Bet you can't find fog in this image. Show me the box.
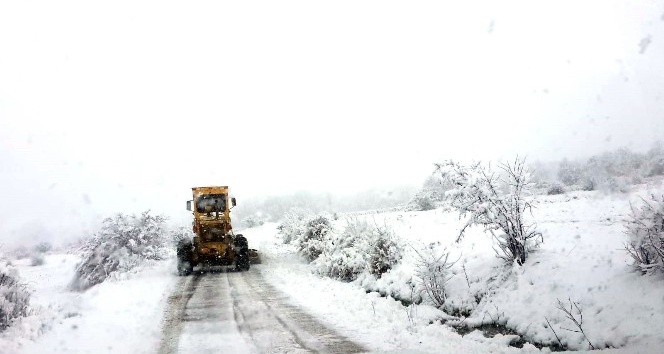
[1,1,663,247]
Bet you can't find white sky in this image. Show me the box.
[1,0,663,245]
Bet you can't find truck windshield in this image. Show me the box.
[196,194,226,213]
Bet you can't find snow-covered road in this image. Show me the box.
[158,269,366,354]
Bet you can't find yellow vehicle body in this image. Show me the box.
[190,186,235,265]
[177,186,257,275]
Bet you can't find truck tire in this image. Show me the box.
[177,239,194,276]
[234,235,250,271]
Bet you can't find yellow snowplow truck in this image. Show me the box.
[177,186,258,275]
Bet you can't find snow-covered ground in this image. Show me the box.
[242,187,664,353]
[3,255,179,354]
[3,184,663,353]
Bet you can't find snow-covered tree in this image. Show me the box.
[435,158,542,265]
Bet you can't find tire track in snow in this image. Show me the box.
[229,270,366,354]
[158,268,366,354]
[157,275,199,354]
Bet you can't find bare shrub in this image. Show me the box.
[70,211,169,291]
[435,158,542,265]
[625,193,664,274]
[413,244,456,308]
[555,298,595,350]
[0,260,31,331]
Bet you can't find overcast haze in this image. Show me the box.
[1,0,663,245]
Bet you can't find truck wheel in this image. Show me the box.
[234,235,250,271]
[177,239,194,276]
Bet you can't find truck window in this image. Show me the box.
[196,194,226,213]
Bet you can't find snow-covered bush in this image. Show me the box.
[420,174,452,202]
[575,149,645,193]
[168,225,193,247]
[0,258,30,331]
[369,224,403,277]
[602,175,630,193]
[242,216,264,228]
[70,211,170,291]
[33,242,52,254]
[644,142,664,177]
[277,207,312,244]
[547,183,565,195]
[315,218,370,281]
[435,158,542,265]
[409,174,455,211]
[24,242,51,267]
[413,195,436,211]
[580,178,595,191]
[625,194,664,274]
[297,215,332,261]
[646,155,664,177]
[558,159,583,186]
[314,218,403,281]
[29,253,44,266]
[531,145,664,195]
[11,246,30,260]
[413,244,455,308]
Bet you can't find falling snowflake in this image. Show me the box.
[639,35,652,54]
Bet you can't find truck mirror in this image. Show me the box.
[186,200,192,211]
[231,197,237,207]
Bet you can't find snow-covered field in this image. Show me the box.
[2,255,178,354]
[3,184,663,354]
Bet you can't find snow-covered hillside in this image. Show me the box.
[2,184,663,354]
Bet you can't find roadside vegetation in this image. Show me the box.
[0,251,31,332]
[278,211,403,283]
[69,211,172,291]
[274,144,664,351]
